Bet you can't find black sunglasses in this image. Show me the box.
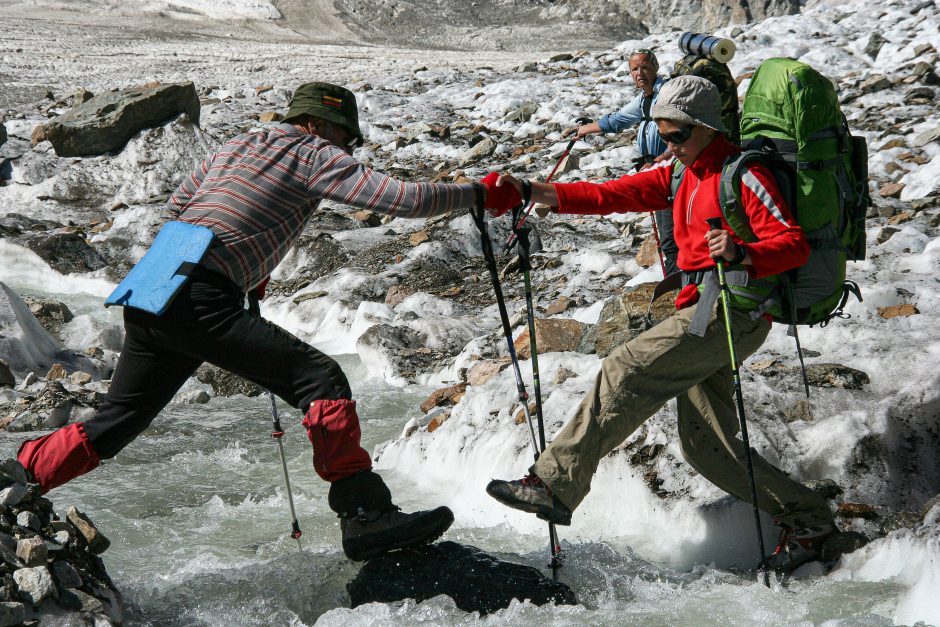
[660,125,694,145]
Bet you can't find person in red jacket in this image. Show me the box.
[486,75,837,573]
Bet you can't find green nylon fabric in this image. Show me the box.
[738,57,867,325]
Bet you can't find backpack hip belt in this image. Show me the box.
[684,269,779,337]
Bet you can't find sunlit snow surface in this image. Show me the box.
[1,0,939,623]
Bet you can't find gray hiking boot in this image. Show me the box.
[340,505,454,562]
[486,474,572,526]
[764,523,838,573]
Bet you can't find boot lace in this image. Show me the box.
[519,474,551,495]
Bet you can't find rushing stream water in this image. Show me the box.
[0,273,918,626]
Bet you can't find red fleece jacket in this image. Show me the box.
[553,135,809,281]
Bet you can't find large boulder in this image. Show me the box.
[347,542,576,614]
[0,122,6,148]
[589,282,676,358]
[513,318,589,360]
[41,82,200,157]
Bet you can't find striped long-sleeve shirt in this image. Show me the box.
[167,123,478,291]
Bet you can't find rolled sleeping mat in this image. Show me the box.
[678,32,737,63]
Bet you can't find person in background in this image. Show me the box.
[17,81,520,562]
[568,48,678,275]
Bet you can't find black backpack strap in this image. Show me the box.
[717,151,761,244]
[667,161,686,206]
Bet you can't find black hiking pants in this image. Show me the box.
[83,273,351,458]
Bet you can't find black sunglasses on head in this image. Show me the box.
[660,125,694,145]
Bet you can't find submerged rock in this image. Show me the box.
[348,541,576,614]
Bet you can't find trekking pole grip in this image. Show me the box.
[705,218,728,280]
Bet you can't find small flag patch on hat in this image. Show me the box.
[322,95,343,109]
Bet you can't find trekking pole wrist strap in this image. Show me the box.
[730,243,747,266]
[521,179,532,206]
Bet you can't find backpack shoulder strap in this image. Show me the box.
[668,161,686,205]
[641,93,653,122]
[718,151,762,244]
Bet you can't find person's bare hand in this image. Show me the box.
[496,172,523,195]
[705,228,737,262]
[576,121,601,138]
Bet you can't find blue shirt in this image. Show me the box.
[597,77,667,158]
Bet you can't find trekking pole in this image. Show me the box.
[512,215,563,578]
[706,218,769,587]
[247,296,303,552]
[504,117,592,251]
[649,212,668,278]
[470,195,560,579]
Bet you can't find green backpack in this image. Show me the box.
[721,57,869,327]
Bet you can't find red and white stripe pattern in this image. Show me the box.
[167,124,477,291]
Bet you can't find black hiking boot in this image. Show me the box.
[486,474,573,526]
[340,505,454,562]
[764,523,838,573]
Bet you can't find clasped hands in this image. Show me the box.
[480,172,553,218]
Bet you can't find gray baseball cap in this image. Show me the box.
[652,75,728,133]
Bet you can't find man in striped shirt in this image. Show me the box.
[18,81,521,562]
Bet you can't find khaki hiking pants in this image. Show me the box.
[532,301,834,530]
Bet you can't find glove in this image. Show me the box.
[480,172,522,218]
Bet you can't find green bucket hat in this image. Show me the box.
[283,82,363,143]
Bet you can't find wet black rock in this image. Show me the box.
[21,231,108,274]
[806,478,845,500]
[195,364,262,398]
[0,361,13,389]
[804,363,870,390]
[821,531,869,561]
[348,541,576,614]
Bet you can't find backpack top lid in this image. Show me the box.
[740,57,845,160]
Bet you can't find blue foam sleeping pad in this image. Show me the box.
[105,221,215,315]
